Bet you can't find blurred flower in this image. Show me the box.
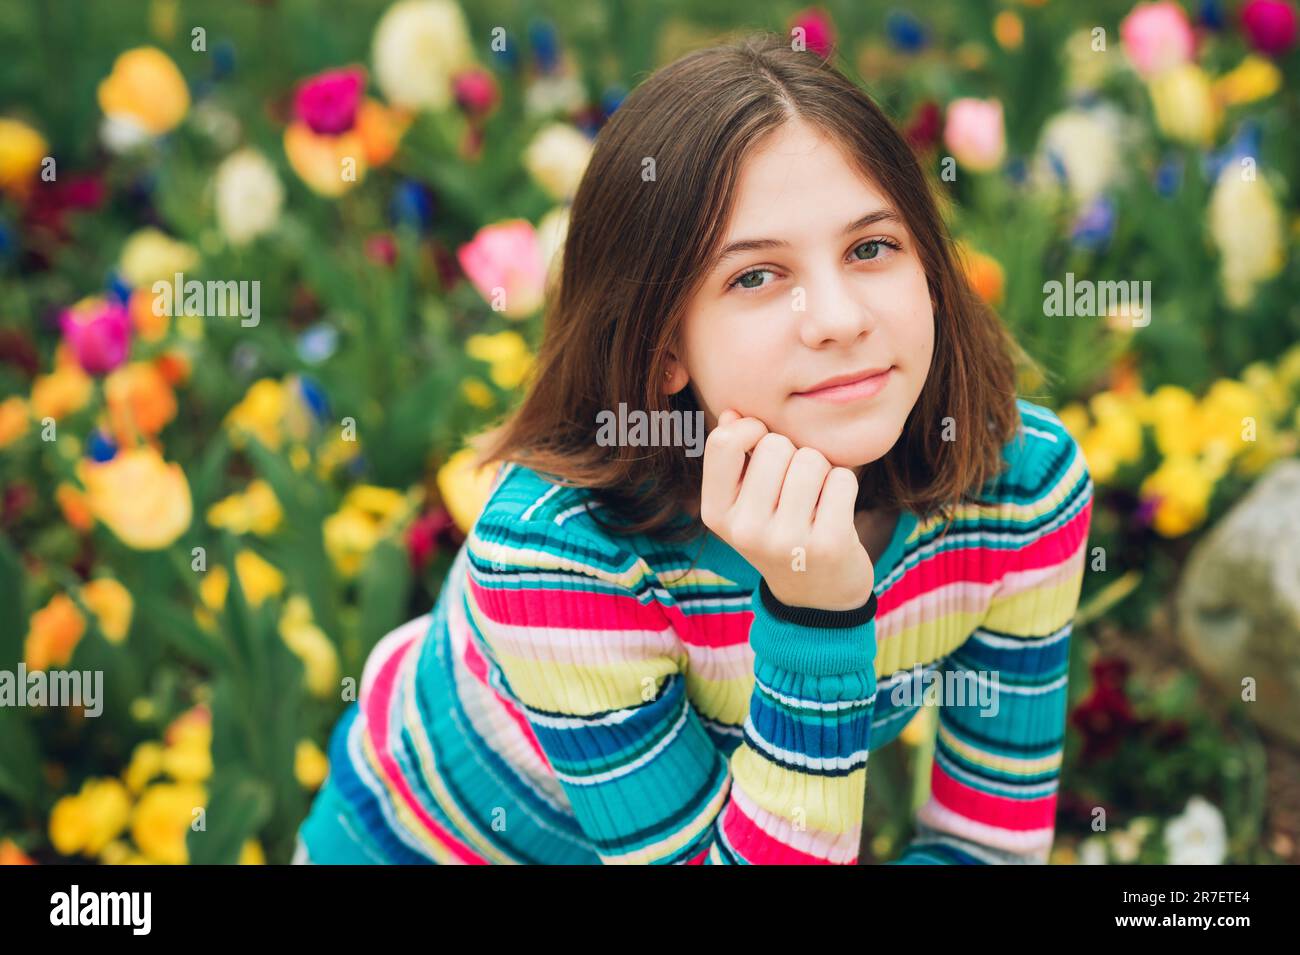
[452,67,500,117]
[295,739,330,789]
[0,395,29,448]
[279,595,340,698]
[284,122,366,197]
[82,577,133,644]
[97,47,190,146]
[1198,378,1262,464]
[460,377,494,409]
[104,360,178,445]
[943,98,1005,173]
[994,11,1024,50]
[1239,0,1298,56]
[207,479,283,537]
[56,482,94,533]
[199,550,285,611]
[356,99,410,167]
[1071,195,1117,251]
[213,148,283,246]
[1036,105,1127,206]
[406,507,454,572]
[1149,64,1220,146]
[1208,165,1284,308]
[390,180,435,230]
[955,243,1004,306]
[1164,795,1227,863]
[224,377,289,450]
[131,781,205,865]
[1069,656,1140,761]
[0,840,34,865]
[885,9,928,52]
[119,227,200,288]
[77,446,193,550]
[1120,1,1196,78]
[523,123,592,202]
[24,592,86,671]
[0,117,47,199]
[536,205,570,280]
[364,233,397,267]
[30,348,93,420]
[1140,455,1214,536]
[1078,836,1109,864]
[128,287,169,342]
[1063,28,1118,93]
[372,0,475,111]
[49,778,131,857]
[1079,391,1144,483]
[903,100,942,152]
[467,331,534,389]
[1213,55,1282,106]
[457,219,547,319]
[239,840,265,865]
[124,742,165,794]
[790,7,836,56]
[437,447,499,535]
[323,484,415,578]
[161,705,212,783]
[295,65,366,135]
[59,297,132,376]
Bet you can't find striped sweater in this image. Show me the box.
[296,398,1093,865]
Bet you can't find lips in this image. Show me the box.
[793,366,893,396]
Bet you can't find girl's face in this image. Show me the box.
[667,117,935,476]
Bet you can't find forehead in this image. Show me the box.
[724,118,892,236]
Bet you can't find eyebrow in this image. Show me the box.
[710,208,902,270]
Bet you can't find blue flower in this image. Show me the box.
[528,18,560,73]
[600,84,627,120]
[212,40,236,80]
[106,270,132,305]
[296,324,339,365]
[886,11,928,53]
[1198,0,1225,30]
[295,374,330,422]
[1154,155,1184,197]
[86,429,118,463]
[1071,195,1116,252]
[1203,121,1261,184]
[389,181,436,231]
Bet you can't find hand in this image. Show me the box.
[699,409,874,612]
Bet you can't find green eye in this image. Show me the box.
[734,269,769,290]
[854,240,882,260]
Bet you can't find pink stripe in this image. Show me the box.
[469,575,668,631]
[929,763,1057,831]
[718,801,842,865]
[460,631,553,770]
[361,636,489,864]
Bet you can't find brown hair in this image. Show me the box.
[473,32,1022,543]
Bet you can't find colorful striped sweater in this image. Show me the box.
[296,398,1093,865]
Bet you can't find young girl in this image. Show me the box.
[296,32,1093,865]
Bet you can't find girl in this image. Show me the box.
[296,32,1093,865]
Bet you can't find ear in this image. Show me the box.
[662,354,689,395]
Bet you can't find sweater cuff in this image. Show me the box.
[748,579,878,677]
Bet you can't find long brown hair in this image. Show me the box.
[474,31,1022,542]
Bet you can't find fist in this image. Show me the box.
[699,409,874,612]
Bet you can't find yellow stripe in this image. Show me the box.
[937,721,1062,777]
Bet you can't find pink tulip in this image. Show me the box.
[452,68,500,117]
[456,220,546,319]
[1120,1,1196,78]
[1241,0,1298,56]
[294,66,366,136]
[59,298,131,375]
[943,98,1005,173]
[790,7,836,57]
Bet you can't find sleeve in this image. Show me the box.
[890,426,1094,865]
[469,513,879,865]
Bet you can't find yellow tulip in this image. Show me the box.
[279,596,340,698]
[1213,55,1282,108]
[24,593,86,671]
[206,479,284,536]
[1143,385,1201,457]
[78,447,193,550]
[466,332,533,389]
[0,117,48,197]
[49,778,131,857]
[295,739,330,789]
[1149,64,1219,146]
[224,378,287,451]
[1140,456,1214,537]
[239,840,266,865]
[323,507,381,578]
[437,446,500,535]
[283,122,367,197]
[118,227,199,288]
[30,363,94,421]
[0,395,29,448]
[97,47,190,136]
[124,741,165,794]
[81,577,134,644]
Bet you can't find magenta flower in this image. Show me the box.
[1241,0,1298,56]
[790,7,835,57]
[294,66,366,136]
[452,68,500,117]
[59,298,131,375]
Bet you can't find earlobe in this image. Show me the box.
[662,358,689,395]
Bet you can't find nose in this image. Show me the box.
[795,265,877,348]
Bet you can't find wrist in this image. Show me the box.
[759,578,877,628]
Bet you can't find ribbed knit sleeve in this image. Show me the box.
[468,512,878,865]
[890,404,1094,865]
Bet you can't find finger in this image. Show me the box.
[717,409,740,428]
[733,432,797,519]
[812,467,860,537]
[700,416,769,517]
[774,447,833,529]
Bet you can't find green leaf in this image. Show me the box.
[186,770,274,865]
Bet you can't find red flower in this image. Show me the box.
[406,507,454,572]
[1241,0,1298,56]
[904,101,943,152]
[294,66,366,135]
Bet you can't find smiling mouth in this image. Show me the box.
[793,366,894,403]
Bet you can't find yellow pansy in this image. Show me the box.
[97,47,190,136]
[1140,456,1214,537]
[224,378,287,451]
[131,781,206,865]
[81,577,134,644]
[1213,55,1282,108]
[49,778,131,857]
[124,741,165,794]
[1143,385,1201,457]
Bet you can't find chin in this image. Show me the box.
[794,422,905,469]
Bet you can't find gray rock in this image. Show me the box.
[1176,461,1300,746]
